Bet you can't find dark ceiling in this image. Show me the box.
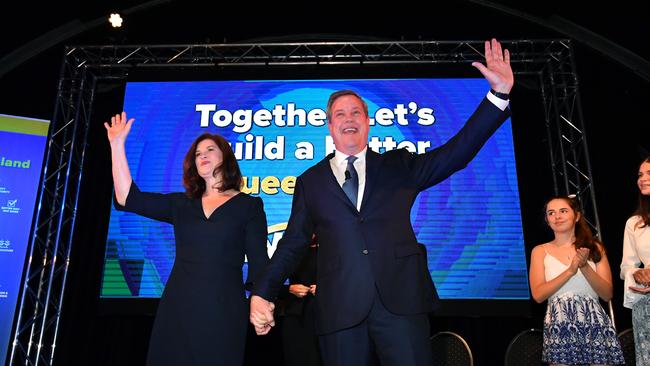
[2,1,648,67]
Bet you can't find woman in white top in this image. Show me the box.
[620,156,650,365]
[530,195,624,365]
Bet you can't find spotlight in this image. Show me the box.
[108,13,123,28]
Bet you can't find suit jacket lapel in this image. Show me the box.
[360,149,381,213]
[317,153,358,211]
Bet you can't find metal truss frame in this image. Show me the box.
[9,52,97,365]
[8,39,597,365]
[538,47,600,230]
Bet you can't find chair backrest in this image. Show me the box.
[618,328,636,366]
[504,328,543,366]
[430,331,473,366]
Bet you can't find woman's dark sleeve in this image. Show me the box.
[113,181,174,224]
[244,196,270,288]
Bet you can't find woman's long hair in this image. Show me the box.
[634,156,650,228]
[544,195,603,263]
[183,133,242,199]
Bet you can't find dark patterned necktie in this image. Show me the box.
[342,156,359,207]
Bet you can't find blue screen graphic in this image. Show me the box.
[102,79,529,300]
[0,114,49,364]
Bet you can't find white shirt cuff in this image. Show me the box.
[486,91,509,111]
[623,269,646,309]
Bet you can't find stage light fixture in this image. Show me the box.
[109,13,123,28]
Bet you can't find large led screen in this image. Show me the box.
[101,79,529,302]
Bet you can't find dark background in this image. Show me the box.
[2,1,648,365]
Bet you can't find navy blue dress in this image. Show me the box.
[115,182,269,366]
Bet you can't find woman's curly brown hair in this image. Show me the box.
[183,133,242,199]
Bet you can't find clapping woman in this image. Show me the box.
[529,195,624,365]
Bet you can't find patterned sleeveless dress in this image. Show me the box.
[542,250,625,365]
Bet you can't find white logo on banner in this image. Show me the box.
[1,199,20,214]
[0,239,12,253]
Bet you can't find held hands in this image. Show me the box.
[630,268,650,294]
[472,39,514,94]
[104,112,134,145]
[250,295,275,335]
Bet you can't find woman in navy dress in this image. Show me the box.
[105,112,269,365]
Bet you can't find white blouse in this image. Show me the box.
[620,215,650,308]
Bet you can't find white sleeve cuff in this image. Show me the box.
[486,92,509,111]
[623,269,646,309]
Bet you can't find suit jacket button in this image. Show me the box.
[362,249,369,255]
[359,217,365,223]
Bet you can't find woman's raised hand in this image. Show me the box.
[104,111,134,144]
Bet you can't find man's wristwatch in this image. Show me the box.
[490,89,510,100]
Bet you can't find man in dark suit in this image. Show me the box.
[250,39,514,365]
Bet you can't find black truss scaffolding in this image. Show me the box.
[9,40,598,365]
